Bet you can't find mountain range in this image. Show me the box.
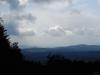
[21,44,100,61]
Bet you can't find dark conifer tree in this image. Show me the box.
[0,18,23,64]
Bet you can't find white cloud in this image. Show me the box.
[46,25,74,36]
[65,30,74,36]
[19,0,28,5]
[17,21,36,36]
[46,25,66,36]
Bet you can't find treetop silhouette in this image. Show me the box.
[0,18,23,64]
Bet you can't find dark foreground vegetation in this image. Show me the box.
[0,18,100,75]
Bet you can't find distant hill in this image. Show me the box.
[21,45,100,61]
[23,44,100,52]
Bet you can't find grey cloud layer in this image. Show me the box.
[4,13,36,36]
[32,0,72,4]
[0,0,73,10]
[0,0,27,10]
[0,0,100,48]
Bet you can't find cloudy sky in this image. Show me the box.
[0,0,100,48]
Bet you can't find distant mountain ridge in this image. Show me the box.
[22,44,100,52]
[21,45,100,61]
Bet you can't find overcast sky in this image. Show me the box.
[0,0,100,48]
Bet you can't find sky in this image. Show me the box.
[0,0,100,48]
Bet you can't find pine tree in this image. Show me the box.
[0,18,10,50]
[0,18,23,64]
